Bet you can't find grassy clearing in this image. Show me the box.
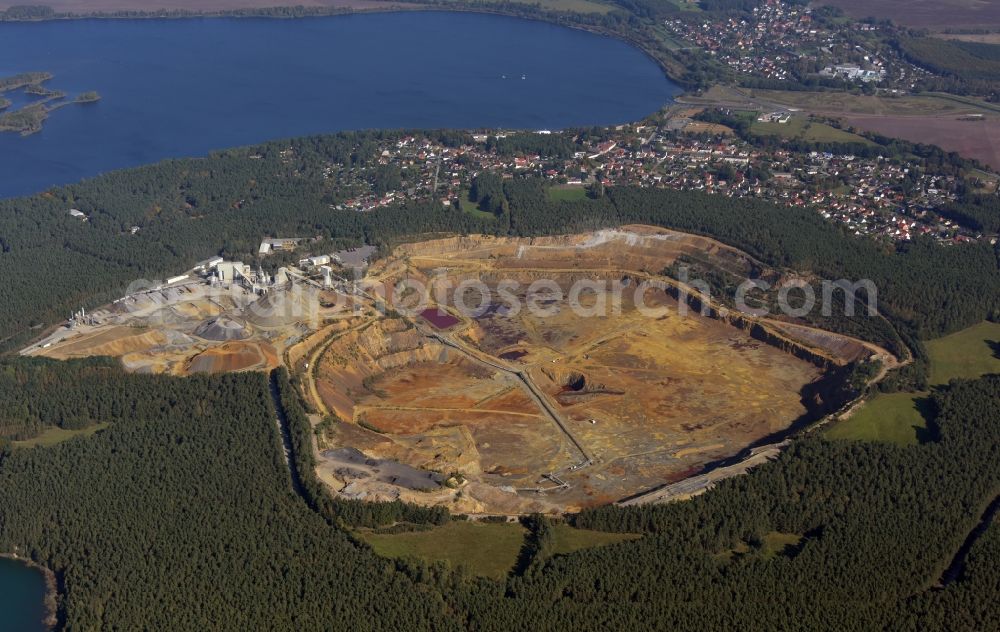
[922,93,1000,115]
[759,532,803,560]
[969,169,999,193]
[745,88,999,117]
[652,24,694,50]
[926,321,1000,386]
[13,423,110,448]
[680,85,999,118]
[716,531,803,561]
[547,186,588,202]
[549,524,642,556]
[457,189,495,220]
[360,521,642,577]
[826,392,931,446]
[360,521,525,579]
[751,117,875,145]
[828,321,1000,446]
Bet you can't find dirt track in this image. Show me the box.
[307,228,894,513]
[23,225,902,515]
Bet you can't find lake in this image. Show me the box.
[0,12,680,199]
[0,557,49,632]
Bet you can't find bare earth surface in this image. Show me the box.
[25,226,888,515]
[22,278,342,376]
[309,228,875,513]
[683,86,1000,170]
[846,115,1000,171]
[815,0,1000,31]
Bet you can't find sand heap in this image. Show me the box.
[193,316,249,341]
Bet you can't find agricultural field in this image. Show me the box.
[312,227,881,514]
[818,0,1000,32]
[845,114,1000,170]
[751,116,874,145]
[827,320,1000,445]
[689,85,1000,167]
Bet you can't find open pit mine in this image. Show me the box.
[25,227,896,514]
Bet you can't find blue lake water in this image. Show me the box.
[0,557,48,632]
[0,12,679,199]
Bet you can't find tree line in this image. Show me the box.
[893,36,1000,100]
[1,358,996,629]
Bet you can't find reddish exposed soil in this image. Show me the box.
[186,341,277,374]
[845,115,1000,170]
[816,0,1000,31]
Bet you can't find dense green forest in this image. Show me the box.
[499,376,1000,630]
[0,356,134,441]
[893,36,1000,99]
[0,363,455,629]
[941,194,1000,234]
[0,360,995,629]
[1,130,997,357]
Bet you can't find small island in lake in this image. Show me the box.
[0,71,52,92]
[75,91,101,103]
[0,104,49,136]
[0,71,100,136]
[23,83,63,98]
